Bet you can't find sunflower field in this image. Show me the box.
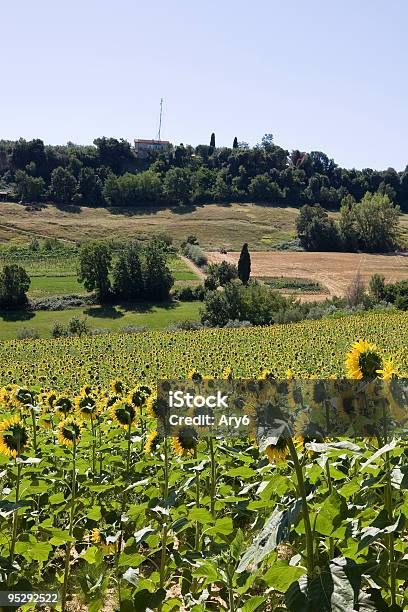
[0,311,407,611]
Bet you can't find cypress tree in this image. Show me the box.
[210,132,216,148]
[233,137,238,149]
[238,243,251,285]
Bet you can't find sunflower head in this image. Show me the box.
[74,394,98,420]
[187,369,203,382]
[376,359,399,381]
[0,416,30,458]
[345,340,382,379]
[55,396,73,417]
[263,436,290,463]
[80,385,93,397]
[146,395,168,420]
[39,391,57,410]
[90,528,116,555]
[223,367,233,380]
[13,387,35,407]
[111,379,125,395]
[144,430,161,454]
[111,400,137,429]
[128,387,148,409]
[58,417,82,447]
[172,426,198,456]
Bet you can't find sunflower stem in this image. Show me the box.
[30,406,37,454]
[8,459,22,585]
[160,436,170,591]
[287,436,314,576]
[325,460,335,559]
[194,447,200,550]
[209,437,216,519]
[62,437,76,610]
[382,399,396,606]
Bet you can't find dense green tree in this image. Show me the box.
[163,168,192,204]
[238,243,251,285]
[113,243,144,300]
[78,167,102,204]
[0,264,30,310]
[233,137,238,149]
[210,133,216,148]
[77,241,112,301]
[341,192,400,252]
[296,204,340,250]
[50,167,77,204]
[143,241,174,301]
[248,174,284,202]
[14,170,45,202]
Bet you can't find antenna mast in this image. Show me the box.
[157,98,163,141]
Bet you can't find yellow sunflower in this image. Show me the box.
[187,369,203,382]
[111,379,125,395]
[145,430,160,454]
[74,394,99,421]
[171,426,198,456]
[54,396,73,418]
[0,416,30,458]
[90,528,116,555]
[376,359,399,381]
[110,400,137,429]
[345,339,383,379]
[146,395,168,420]
[58,417,82,446]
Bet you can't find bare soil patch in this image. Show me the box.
[207,250,408,300]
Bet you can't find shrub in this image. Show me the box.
[67,316,89,337]
[89,328,112,336]
[17,327,40,340]
[205,261,238,288]
[31,294,96,311]
[164,320,204,332]
[223,320,252,328]
[120,325,148,334]
[51,322,67,338]
[182,243,207,267]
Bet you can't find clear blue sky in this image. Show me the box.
[2,0,408,170]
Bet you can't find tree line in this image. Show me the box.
[1,134,408,211]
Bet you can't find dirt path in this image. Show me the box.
[180,255,206,280]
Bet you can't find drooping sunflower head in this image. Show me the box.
[144,430,161,454]
[39,391,57,411]
[58,417,82,447]
[80,385,93,397]
[172,426,198,457]
[187,369,203,382]
[263,437,290,463]
[111,379,125,395]
[74,394,98,421]
[111,400,137,429]
[0,416,30,458]
[90,528,116,555]
[223,367,233,380]
[128,387,148,409]
[345,340,383,379]
[54,396,73,418]
[12,387,35,407]
[146,395,168,420]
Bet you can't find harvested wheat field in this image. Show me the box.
[207,250,408,300]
